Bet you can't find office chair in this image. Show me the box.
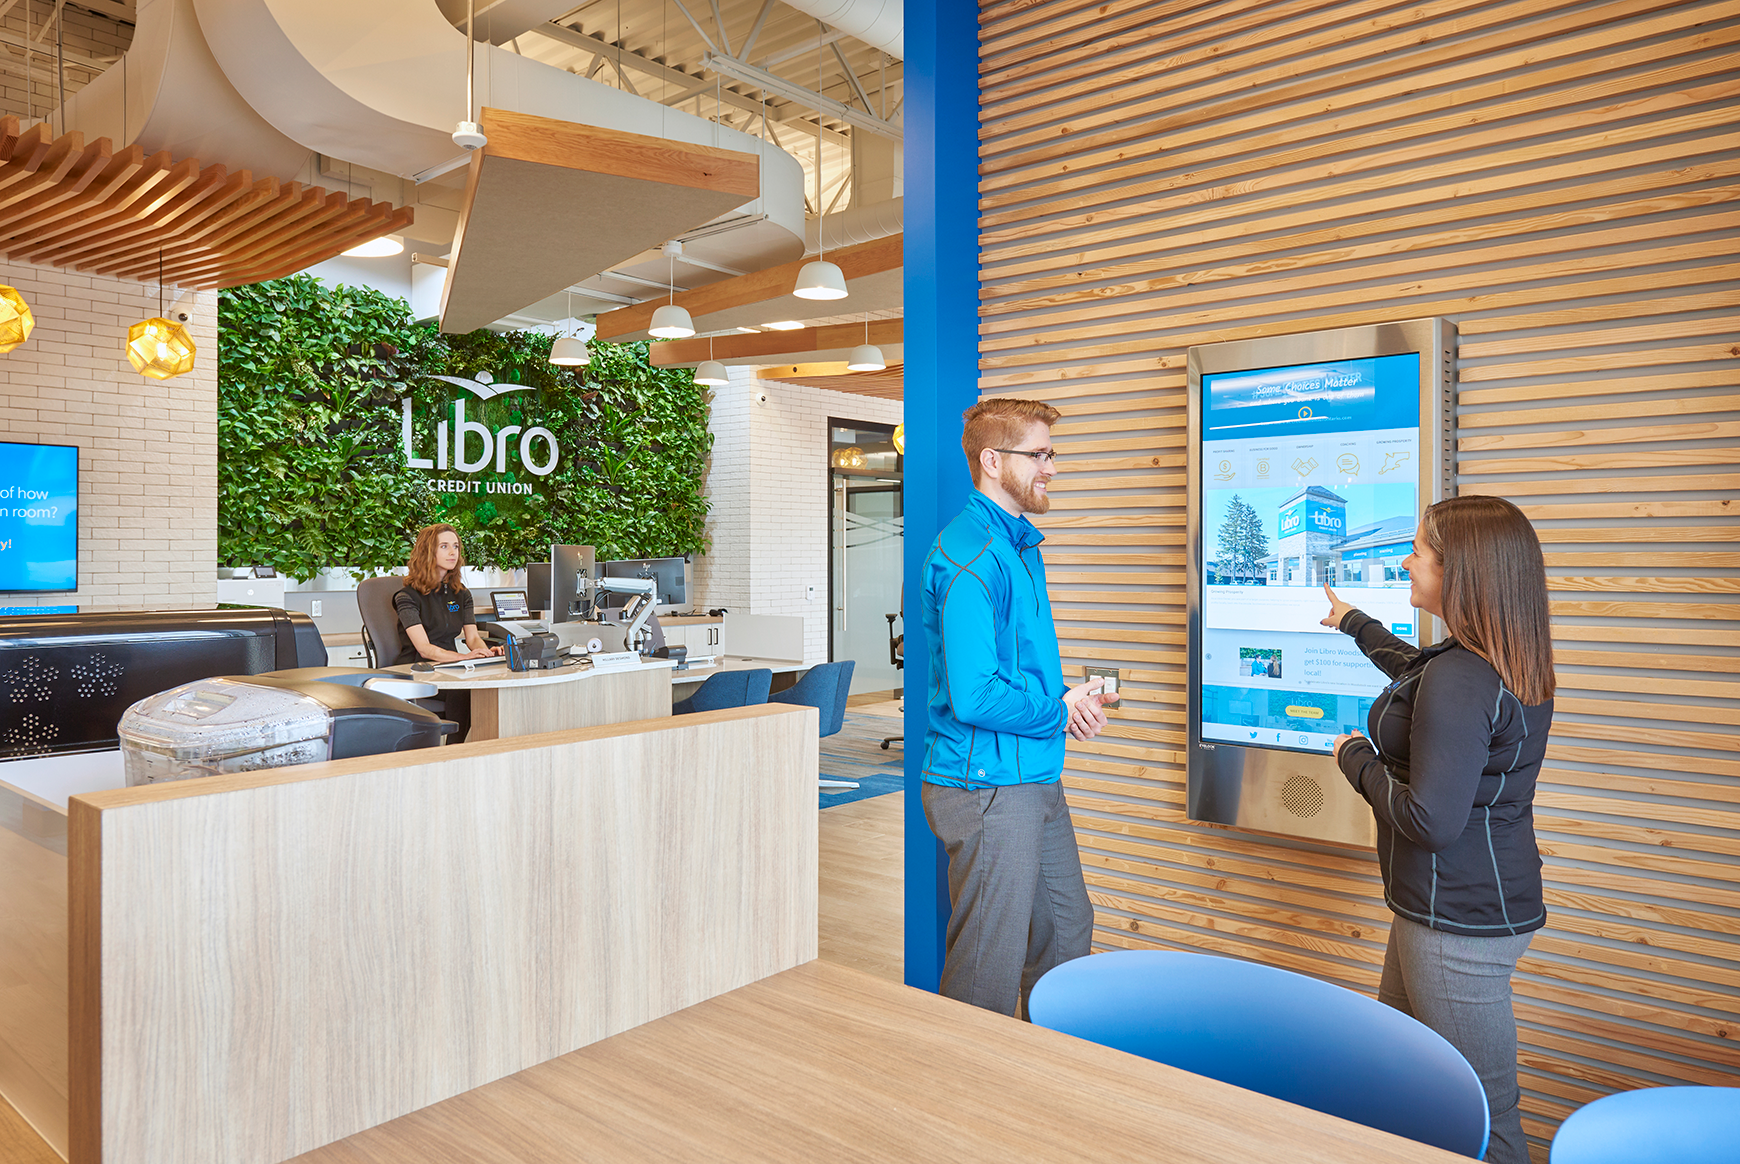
[1030,949,1490,1159]
[879,610,903,751]
[673,668,772,715]
[1549,1086,1740,1163]
[770,660,857,788]
[356,575,406,667]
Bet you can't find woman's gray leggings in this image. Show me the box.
[1380,914,1535,1164]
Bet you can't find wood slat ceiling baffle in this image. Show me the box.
[977,0,1740,1153]
[647,317,904,367]
[438,107,761,335]
[756,363,904,400]
[0,117,413,290]
[596,233,903,341]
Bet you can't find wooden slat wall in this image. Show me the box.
[976,0,1739,1155]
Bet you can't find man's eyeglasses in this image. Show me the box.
[994,448,1056,466]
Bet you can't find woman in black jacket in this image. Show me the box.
[1321,495,1554,1164]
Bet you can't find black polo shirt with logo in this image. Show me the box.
[392,582,473,665]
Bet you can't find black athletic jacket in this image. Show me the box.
[1335,610,1552,938]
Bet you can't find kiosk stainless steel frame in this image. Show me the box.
[1186,319,1456,847]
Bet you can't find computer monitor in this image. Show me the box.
[526,562,551,613]
[601,556,689,616]
[550,544,597,623]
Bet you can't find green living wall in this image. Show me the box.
[218,275,711,580]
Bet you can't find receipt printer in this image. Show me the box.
[506,631,563,671]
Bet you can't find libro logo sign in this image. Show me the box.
[400,372,559,480]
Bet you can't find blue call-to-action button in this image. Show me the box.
[1391,622,1414,635]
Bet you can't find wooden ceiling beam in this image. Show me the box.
[596,232,901,339]
[647,316,903,364]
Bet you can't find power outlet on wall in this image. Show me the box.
[311,599,323,617]
[1083,666,1121,712]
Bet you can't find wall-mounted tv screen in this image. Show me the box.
[1186,318,1456,847]
[0,441,79,593]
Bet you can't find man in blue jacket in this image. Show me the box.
[922,397,1116,1017]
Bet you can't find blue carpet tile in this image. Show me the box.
[820,712,905,809]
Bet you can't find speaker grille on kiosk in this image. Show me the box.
[1281,774,1325,818]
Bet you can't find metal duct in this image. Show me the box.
[780,0,903,60]
[806,197,903,255]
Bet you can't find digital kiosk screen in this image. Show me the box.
[0,441,79,593]
[1198,353,1421,755]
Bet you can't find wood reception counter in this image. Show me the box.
[0,704,818,1164]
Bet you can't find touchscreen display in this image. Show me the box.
[1198,353,1421,755]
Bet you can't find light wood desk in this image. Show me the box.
[390,658,672,740]
[669,654,806,696]
[290,960,1464,1164]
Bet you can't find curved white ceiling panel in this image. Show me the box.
[189,0,804,263]
[54,0,312,180]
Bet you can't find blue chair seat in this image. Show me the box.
[672,668,772,715]
[1029,949,1490,1158]
[769,660,854,737]
[1550,1086,1740,1164]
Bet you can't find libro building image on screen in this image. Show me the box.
[1186,320,1454,847]
[0,441,79,593]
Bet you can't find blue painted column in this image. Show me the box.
[903,0,982,992]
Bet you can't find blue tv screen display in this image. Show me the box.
[0,441,79,592]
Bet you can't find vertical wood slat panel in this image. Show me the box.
[977,1,1740,1158]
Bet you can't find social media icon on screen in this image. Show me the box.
[1298,734,1309,745]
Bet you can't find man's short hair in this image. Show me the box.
[962,398,1062,485]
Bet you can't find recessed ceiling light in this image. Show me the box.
[763,320,804,330]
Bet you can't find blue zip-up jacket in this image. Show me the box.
[921,490,1069,789]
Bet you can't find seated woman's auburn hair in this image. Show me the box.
[1419,495,1555,705]
[405,523,467,595]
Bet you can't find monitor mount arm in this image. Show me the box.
[581,576,658,653]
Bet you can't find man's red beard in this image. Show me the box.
[1000,469,1050,514]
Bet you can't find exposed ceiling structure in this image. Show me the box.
[2,0,903,391]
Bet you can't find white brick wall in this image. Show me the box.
[1,1,134,123]
[0,258,218,610]
[693,366,902,665]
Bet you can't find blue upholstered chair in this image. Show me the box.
[1549,1086,1740,1164]
[1029,949,1491,1159]
[672,668,772,715]
[769,660,856,788]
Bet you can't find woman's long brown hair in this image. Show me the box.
[1420,495,1555,705]
[405,524,467,595]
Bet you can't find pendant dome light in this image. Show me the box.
[846,316,885,371]
[127,252,195,380]
[548,290,590,366]
[0,282,34,354]
[794,35,848,302]
[649,240,695,338]
[693,336,729,385]
[452,0,487,151]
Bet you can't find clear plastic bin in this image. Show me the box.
[119,677,334,786]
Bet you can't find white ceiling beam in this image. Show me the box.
[702,51,901,141]
[831,40,873,113]
[738,0,774,59]
[666,0,717,56]
[757,26,851,69]
[537,19,851,148]
[707,0,732,56]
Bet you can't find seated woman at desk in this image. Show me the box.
[393,524,502,667]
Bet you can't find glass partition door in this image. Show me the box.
[828,421,903,697]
